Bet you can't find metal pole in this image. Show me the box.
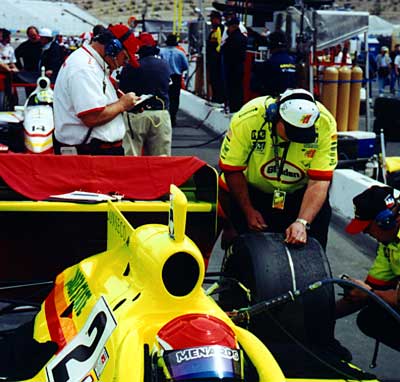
[364,31,371,132]
[380,129,387,184]
[199,0,207,97]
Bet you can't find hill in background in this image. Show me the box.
[68,0,215,25]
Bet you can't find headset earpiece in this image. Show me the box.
[105,38,123,58]
[94,30,125,58]
[264,102,278,123]
[375,208,397,230]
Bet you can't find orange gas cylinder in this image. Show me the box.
[336,66,351,131]
[348,65,363,131]
[321,66,338,118]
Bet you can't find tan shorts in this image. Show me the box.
[123,110,172,156]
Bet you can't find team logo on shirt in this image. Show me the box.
[260,159,305,183]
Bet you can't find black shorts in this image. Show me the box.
[357,303,400,351]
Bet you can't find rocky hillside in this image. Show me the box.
[68,0,215,25]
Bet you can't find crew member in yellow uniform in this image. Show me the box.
[336,185,400,351]
[219,88,337,250]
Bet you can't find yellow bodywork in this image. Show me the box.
[24,185,286,382]
[19,185,380,382]
[385,156,400,173]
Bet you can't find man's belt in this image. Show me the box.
[87,139,123,149]
[54,135,122,154]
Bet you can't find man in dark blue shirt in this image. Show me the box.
[119,33,173,155]
[251,31,297,96]
[221,17,248,113]
[159,34,189,127]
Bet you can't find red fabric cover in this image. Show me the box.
[0,154,206,201]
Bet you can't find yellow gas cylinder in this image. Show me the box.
[348,65,363,131]
[321,66,339,118]
[336,66,352,131]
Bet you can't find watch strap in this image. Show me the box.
[295,218,311,230]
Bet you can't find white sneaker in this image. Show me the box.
[206,101,224,108]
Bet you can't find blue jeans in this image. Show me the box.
[378,75,389,94]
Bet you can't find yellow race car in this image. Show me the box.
[0,156,391,382]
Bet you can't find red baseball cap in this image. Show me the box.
[108,24,140,67]
[345,186,396,234]
[139,32,156,47]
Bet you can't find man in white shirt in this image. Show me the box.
[53,24,140,155]
[0,29,19,111]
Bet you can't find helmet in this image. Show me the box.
[153,314,244,381]
[278,88,320,143]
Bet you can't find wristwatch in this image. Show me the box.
[295,218,311,230]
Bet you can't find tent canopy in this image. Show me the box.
[368,15,395,36]
[0,0,103,36]
[311,10,369,50]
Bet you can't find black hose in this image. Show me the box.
[231,278,400,324]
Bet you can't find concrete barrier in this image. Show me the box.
[180,90,230,135]
[330,169,399,219]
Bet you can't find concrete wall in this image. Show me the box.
[180,90,230,135]
[330,170,399,219]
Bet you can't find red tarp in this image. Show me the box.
[0,154,206,201]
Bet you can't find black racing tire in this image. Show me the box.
[220,232,335,347]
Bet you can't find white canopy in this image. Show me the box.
[0,0,103,36]
[368,15,395,36]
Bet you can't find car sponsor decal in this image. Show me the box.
[46,296,117,382]
[260,159,305,183]
[175,346,240,363]
[66,268,92,316]
[45,273,78,349]
[94,347,109,379]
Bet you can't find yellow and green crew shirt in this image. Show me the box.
[366,240,400,287]
[218,96,338,194]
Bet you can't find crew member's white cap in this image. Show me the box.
[39,28,53,38]
[278,88,320,143]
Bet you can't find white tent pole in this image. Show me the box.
[365,30,371,132]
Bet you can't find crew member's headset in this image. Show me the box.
[263,91,317,125]
[264,100,278,124]
[93,29,133,58]
[375,204,398,230]
[247,92,317,162]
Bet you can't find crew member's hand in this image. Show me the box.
[119,92,139,111]
[285,221,307,245]
[344,278,372,303]
[45,69,53,78]
[245,208,268,231]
